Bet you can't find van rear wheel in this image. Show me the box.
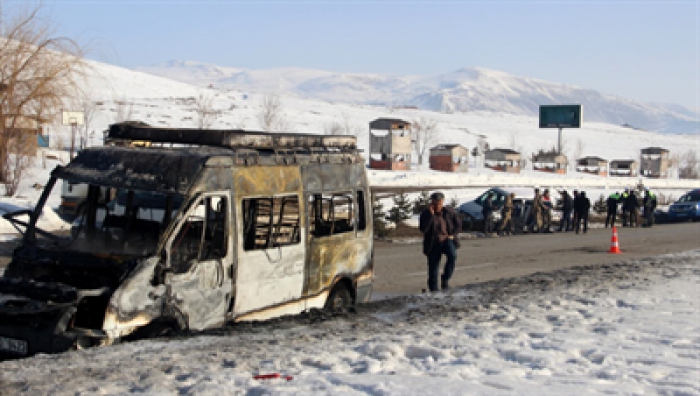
[324,284,353,314]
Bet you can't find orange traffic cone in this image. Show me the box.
[608,226,622,254]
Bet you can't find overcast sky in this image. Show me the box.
[29,1,700,109]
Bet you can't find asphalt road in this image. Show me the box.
[372,222,700,297]
[1,223,698,297]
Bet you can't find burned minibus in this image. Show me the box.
[0,123,373,358]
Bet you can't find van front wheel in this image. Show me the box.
[324,284,353,314]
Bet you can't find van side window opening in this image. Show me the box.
[356,190,367,231]
[171,195,228,273]
[309,192,355,237]
[242,195,301,251]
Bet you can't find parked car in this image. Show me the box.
[666,189,700,222]
[457,187,534,232]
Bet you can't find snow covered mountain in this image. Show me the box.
[136,61,698,134]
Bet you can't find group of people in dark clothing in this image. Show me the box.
[605,188,657,228]
[418,188,658,292]
[537,188,591,234]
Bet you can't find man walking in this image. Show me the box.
[605,192,620,228]
[419,192,462,292]
[574,191,591,234]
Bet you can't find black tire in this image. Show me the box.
[324,284,353,314]
[461,213,475,231]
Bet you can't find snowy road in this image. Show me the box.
[374,222,700,295]
[1,250,698,395]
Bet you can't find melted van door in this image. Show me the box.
[163,193,233,331]
[233,194,306,318]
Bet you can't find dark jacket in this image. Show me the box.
[644,192,657,209]
[419,206,462,255]
[626,192,640,210]
[606,194,619,212]
[574,193,591,215]
[561,193,573,212]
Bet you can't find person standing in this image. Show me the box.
[627,190,641,227]
[482,192,496,235]
[574,191,591,234]
[419,192,462,292]
[529,188,543,233]
[605,192,621,228]
[643,189,657,227]
[621,188,630,226]
[498,192,515,236]
[571,190,580,229]
[541,189,553,233]
[557,190,573,232]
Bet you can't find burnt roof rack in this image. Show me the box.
[107,123,357,151]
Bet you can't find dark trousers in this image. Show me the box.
[558,209,572,231]
[605,209,617,228]
[645,207,655,227]
[621,210,629,226]
[483,212,494,233]
[575,212,588,233]
[427,239,457,292]
[629,208,639,227]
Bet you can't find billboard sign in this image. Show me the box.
[539,105,582,128]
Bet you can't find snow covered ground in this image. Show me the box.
[1,250,698,395]
[0,54,698,395]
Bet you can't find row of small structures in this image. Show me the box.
[368,117,673,178]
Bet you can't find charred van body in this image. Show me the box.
[0,123,374,358]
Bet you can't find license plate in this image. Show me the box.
[0,336,28,355]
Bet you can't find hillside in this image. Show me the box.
[136,61,699,134]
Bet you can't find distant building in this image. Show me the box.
[609,160,638,177]
[368,118,412,171]
[532,151,568,174]
[576,156,607,176]
[640,147,670,178]
[3,114,43,156]
[429,144,469,173]
[485,148,521,173]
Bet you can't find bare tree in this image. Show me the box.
[569,138,585,171]
[258,93,287,132]
[193,93,220,129]
[411,117,438,166]
[679,150,699,179]
[508,131,519,150]
[323,121,343,136]
[573,138,585,160]
[325,112,363,137]
[113,97,134,124]
[0,4,87,195]
[341,112,363,137]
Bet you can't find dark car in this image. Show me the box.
[666,189,700,222]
